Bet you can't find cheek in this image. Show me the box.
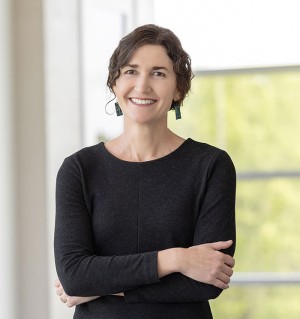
[114,78,133,94]
[113,82,124,98]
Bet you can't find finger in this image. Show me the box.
[217,272,231,285]
[54,279,61,288]
[213,278,229,290]
[208,240,233,251]
[60,292,69,303]
[223,255,235,267]
[56,286,64,296]
[221,264,234,277]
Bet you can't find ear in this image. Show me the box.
[173,89,181,102]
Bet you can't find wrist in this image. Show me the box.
[157,247,186,277]
[173,247,186,273]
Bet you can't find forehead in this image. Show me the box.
[128,44,173,67]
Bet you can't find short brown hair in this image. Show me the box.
[107,24,193,108]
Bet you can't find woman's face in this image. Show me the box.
[113,44,180,124]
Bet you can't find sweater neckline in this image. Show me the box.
[99,138,192,165]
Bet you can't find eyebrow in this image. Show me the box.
[124,64,170,71]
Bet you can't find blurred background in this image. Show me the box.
[1,0,300,318]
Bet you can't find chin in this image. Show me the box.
[127,114,160,125]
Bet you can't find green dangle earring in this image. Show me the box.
[172,102,181,120]
[115,102,123,116]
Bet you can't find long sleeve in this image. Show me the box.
[55,140,235,306]
[124,150,236,303]
[54,157,160,297]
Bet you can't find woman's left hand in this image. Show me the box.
[54,279,100,307]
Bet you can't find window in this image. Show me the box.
[168,69,300,318]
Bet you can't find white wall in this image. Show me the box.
[13,0,49,318]
[44,0,83,317]
[0,0,17,318]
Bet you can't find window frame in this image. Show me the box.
[194,64,300,286]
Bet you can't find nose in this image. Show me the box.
[134,74,152,93]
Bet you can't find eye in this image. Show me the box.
[124,69,136,75]
[153,71,166,78]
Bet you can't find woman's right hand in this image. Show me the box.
[178,240,235,289]
[54,279,100,307]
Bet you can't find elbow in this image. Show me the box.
[57,270,84,296]
[60,278,79,297]
[55,260,88,296]
[59,271,97,297]
[55,251,94,296]
[204,285,223,300]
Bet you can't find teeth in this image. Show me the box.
[131,98,156,105]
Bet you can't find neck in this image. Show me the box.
[112,119,183,162]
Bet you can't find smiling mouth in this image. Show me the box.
[130,98,157,105]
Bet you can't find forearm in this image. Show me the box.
[124,273,222,303]
[157,247,183,277]
[158,242,234,279]
[55,248,160,296]
[125,241,234,303]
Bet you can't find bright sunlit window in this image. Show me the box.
[168,68,300,319]
[154,0,300,69]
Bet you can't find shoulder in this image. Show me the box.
[67,143,103,162]
[186,138,222,155]
[184,138,236,176]
[57,143,103,176]
[186,138,233,162]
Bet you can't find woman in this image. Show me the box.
[54,24,236,319]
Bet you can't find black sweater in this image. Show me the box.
[54,138,236,319]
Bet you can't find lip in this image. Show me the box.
[129,97,157,106]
